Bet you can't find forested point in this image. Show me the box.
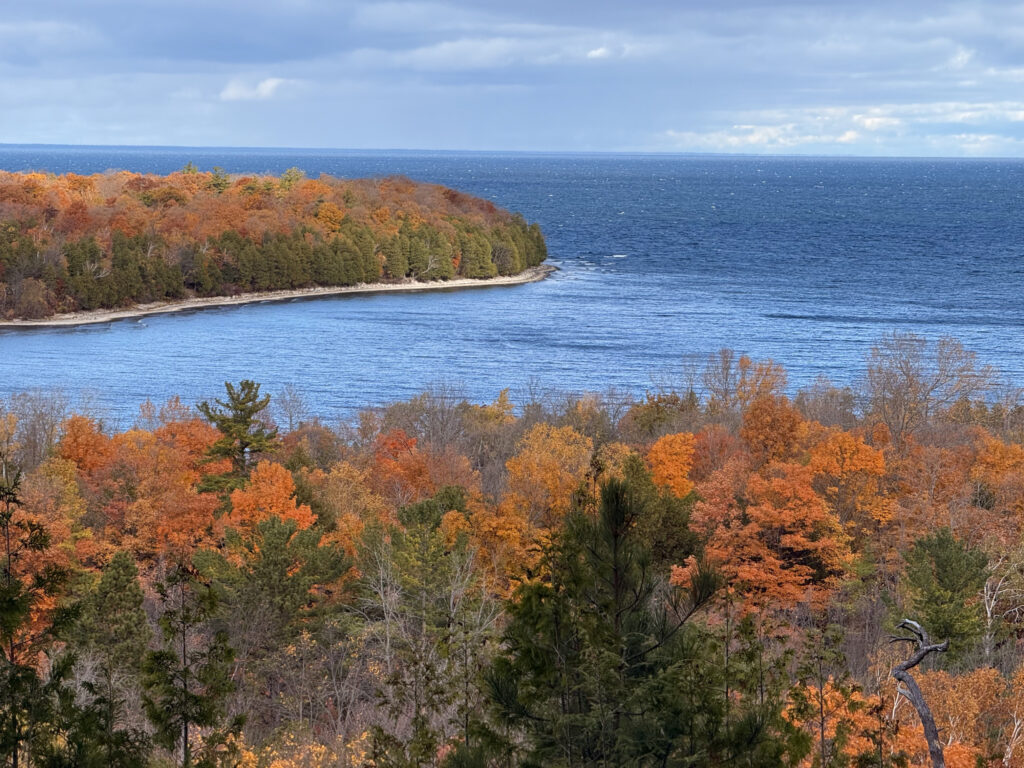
[6,334,1024,767]
[0,167,548,319]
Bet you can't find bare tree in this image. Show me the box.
[981,552,1024,662]
[865,333,994,449]
[702,348,740,412]
[702,347,787,415]
[8,390,69,471]
[794,375,858,429]
[275,383,309,434]
[890,619,949,768]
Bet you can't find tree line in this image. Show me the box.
[3,333,1024,766]
[0,169,547,319]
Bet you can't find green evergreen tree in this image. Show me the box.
[142,564,242,768]
[78,551,151,674]
[30,652,151,768]
[383,236,409,280]
[194,516,349,739]
[477,478,807,768]
[903,527,987,662]
[207,167,230,194]
[622,454,700,569]
[198,380,279,496]
[52,550,156,768]
[0,474,71,768]
[360,486,499,767]
[456,230,496,279]
[278,167,305,192]
[484,479,724,766]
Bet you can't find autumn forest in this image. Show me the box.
[0,168,547,320]
[3,333,1024,767]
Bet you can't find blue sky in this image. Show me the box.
[3,1,1024,155]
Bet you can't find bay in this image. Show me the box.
[1,146,1023,425]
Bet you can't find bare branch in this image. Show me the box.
[890,618,949,768]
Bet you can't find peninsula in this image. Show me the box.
[0,167,548,321]
[0,264,555,328]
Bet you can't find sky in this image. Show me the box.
[3,1,1024,155]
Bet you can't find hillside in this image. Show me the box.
[0,168,547,319]
[4,336,1024,766]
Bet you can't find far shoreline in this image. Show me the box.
[0,264,556,329]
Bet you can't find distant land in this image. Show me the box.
[0,167,548,320]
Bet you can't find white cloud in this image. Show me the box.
[853,114,903,131]
[345,30,660,72]
[660,100,1024,154]
[219,77,296,101]
[664,124,862,151]
[947,46,974,70]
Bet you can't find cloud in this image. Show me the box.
[219,77,297,101]
[344,28,661,73]
[852,113,904,131]
[947,46,974,70]
[0,20,102,64]
[4,0,1024,152]
[660,100,1024,155]
[664,124,861,151]
[0,20,96,47]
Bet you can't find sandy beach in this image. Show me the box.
[0,264,555,329]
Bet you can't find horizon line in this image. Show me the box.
[1,141,1022,163]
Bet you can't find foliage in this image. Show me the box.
[486,479,765,767]
[142,564,243,767]
[77,549,151,674]
[199,380,279,496]
[903,528,988,662]
[0,170,548,319]
[2,339,1024,764]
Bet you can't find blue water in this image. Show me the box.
[2,146,1023,425]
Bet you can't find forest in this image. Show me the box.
[4,333,1024,767]
[0,168,547,319]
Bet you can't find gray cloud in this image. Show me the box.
[2,0,1023,154]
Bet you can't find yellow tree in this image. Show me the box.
[300,461,391,557]
[227,460,316,534]
[504,423,592,529]
[740,395,806,469]
[808,427,891,544]
[646,432,696,498]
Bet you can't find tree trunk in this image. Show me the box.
[890,619,948,768]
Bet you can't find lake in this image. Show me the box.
[2,146,1023,425]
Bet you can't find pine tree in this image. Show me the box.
[904,528,988,662]
[31,652,151,768]
[0,474,69,768]
[485,479,724,766]
[60,550,156,767]
[198,380,279,496]
[142,564,242,768]
[360,487,499,767]
[194,516,349,739]
[79,550,152,674]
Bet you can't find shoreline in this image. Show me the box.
[0,264,556,329]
